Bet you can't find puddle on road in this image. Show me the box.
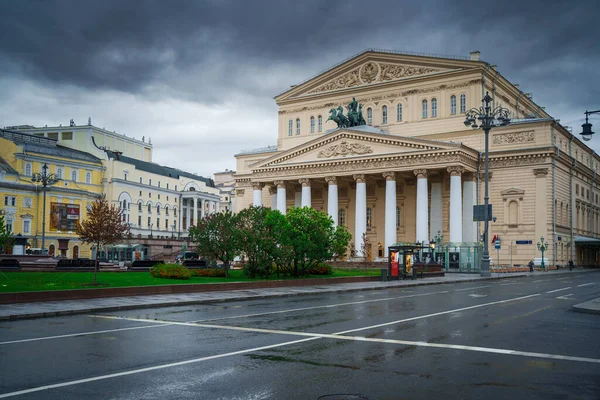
[245,354,361,370]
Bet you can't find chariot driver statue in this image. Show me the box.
[328,97,367,128]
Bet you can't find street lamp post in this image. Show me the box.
[579,109,600,141]
[537,236,549,271]
[464,92,511,277]
[31,163,58,255]
[171,224,175,239]
[149,223,153,238]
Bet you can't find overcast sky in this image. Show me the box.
[1,0,599,178]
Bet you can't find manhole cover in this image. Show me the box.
[318,395,369,400]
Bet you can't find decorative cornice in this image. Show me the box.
[317,141,373,158]
[533,168,549,176]
[280,79,482,114]
[236,189,245,196]
[493,131,535,146]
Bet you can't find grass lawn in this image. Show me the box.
[0,268,380,293]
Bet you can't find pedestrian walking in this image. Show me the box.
[528,260,534,273]
[568,259,574,271]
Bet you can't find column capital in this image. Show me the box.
[325,176,338,185]
[274,180,286,189]
[299,178,311,187]
[478,172,493,181]
[353,174,366,183]
[533,168,549,176]
[382,171,396,181]
[267,184,277,195]
[414,169,428,179]
[447,166,465,177]
[252,182,263,190]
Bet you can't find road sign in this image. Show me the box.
[494,239,501,250]
[473,204,493,221]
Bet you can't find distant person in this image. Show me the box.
[568,260,574,271]
[528,260,534,273]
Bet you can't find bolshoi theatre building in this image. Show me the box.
[234,49,600,269]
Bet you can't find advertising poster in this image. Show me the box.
[50,203,80,231]
[391,251,399,277]
[449,252,460,269]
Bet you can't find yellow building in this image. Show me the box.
[235,49,600,268]
[0,129,103,258]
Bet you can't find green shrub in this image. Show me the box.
[191,268,226,277]
[150,263,191,280]
[308,263,333,275]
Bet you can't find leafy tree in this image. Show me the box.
[285,207,340,276]
[188,210,240,277]
[76,196,128,285]
[0,214,13,254]
[331,225,352,261]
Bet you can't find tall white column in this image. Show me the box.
[186,199,191,230]
[448,166,464,243]
[275,180,287,215]
[326,176,338,226]
[269,185,277,209]
[252,183,263,207]
[354,174,367,256]
[200,199,204,219]
[463,174,477,242]
[193,198,198,226]
[414,169,428,243]
[430,179,442,240]
[299,178,311,208]
[383,172,396,257]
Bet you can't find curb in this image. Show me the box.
[0,274,528,321]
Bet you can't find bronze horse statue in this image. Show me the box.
[327,106,349,128]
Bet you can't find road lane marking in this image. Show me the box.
[454,286,491,292]
[469,294,487,298]
[546,287,571,294]
[556,294,574,300]
[0,336,319,399]
[499,282,522,286]
[577,282,595,287]
[191,290,450,323]
[0,324,170,346]
[532,280,549,283]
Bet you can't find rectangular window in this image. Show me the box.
[62,132,73,140]
[23,220,30,234]
[85,171,91,184]
[71,170,77,182]
[175,185,178,191]
[4,196,16,206]
[140,177,143,184]
[149,179,152,186]
[147,216,151,227]
[138,215,142,226]
[124,173,128,181]
[5,220,12,233]
[158,194,161,199]
[158,181,161,188]
[156,217,159,227]
[167,183,169,190]
[56,167,63,179]
[139,191,142,196]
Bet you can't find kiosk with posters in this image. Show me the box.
[388,242,445,279]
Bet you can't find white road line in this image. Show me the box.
[556,294,574,300]
[499,282,521,286]
[0,324,170,346]
[0,336,319,399]
[577,282,596,287]
[454,285,491,292]
[532,279,549,283]
[191,290,450,323]
[556,278,571,281]
[546,287,571,294]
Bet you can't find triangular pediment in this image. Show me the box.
[501,188,525,196]
[276,49,481,101]
[252,128,462,170]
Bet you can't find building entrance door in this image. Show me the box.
[73,245,79,259]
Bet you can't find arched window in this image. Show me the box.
[147,203,151,213]
[86,171,91,184]
[338,209,346,226]
[422,100,428,118]
[367,108,373,125]
[174,207,177,217]
[25,163,31,176]
[71,170,77,182]
[318,115,323,132]
[431,98,437,117]
[288,120,293,136]
[382,106,388,124]
[460,94,466,113]
[397,104,402,121]
[156,205,161,215]
[366,207,372,228]
[138,202,142,212]
[296,118,300,135]
[396,206,400,228]
[508,200,518,226]
[450,95,457,115]
[56,167,63,179]
[310,116,315,133]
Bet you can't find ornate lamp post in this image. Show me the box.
[579,109,600,141]
[537,236,549,271]
[31,163,59,255]
[464,92,511,277]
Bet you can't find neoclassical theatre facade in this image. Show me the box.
[234,49,600,267]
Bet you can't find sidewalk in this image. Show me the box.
[1,269,598,321]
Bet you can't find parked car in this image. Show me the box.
[175,251,199,264]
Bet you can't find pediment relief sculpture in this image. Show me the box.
[317,140,373,158]
[501,187,525,197]
[308,62,442,94]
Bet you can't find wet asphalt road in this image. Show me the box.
[1,273,599,400]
